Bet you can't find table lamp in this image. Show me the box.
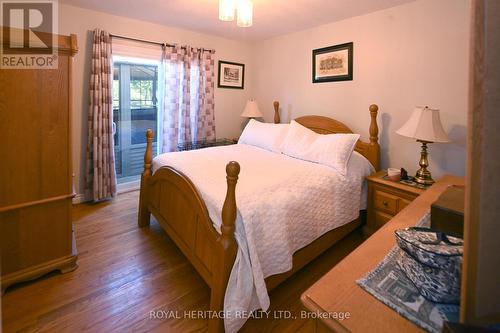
[396,106,450,185]
[241,99,263,120]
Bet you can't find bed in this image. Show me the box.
[138,103,380,332]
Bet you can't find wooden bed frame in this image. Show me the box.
[138,103,380,332]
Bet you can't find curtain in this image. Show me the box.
[85,29,117,201]
[161,45,216,152]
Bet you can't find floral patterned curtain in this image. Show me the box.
[161,45,216,152]
[85,29,117,201]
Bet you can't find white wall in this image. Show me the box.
[251,0,470,178]
[59,4,254,197]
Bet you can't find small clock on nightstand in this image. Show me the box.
[364,170,426,236]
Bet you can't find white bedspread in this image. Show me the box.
[153,144,374,332]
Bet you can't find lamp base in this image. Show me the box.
[414,169,435,185]
[414,140,435,186]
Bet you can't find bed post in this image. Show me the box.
[209,161,240,333]
[273,101,280,124]
[220,161,239,250]
[138,129,153,227]
[369,104,380,171]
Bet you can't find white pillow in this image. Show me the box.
[238,119,289,153]
[281,120,360,175]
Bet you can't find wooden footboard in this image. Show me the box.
[138,130,238,332]
[138,104,380,333]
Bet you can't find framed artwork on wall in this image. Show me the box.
[218,60,245,89]
[312,42,353,83]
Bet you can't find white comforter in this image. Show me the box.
[153,143,374,332]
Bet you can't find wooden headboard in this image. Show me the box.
[273,102,380,170]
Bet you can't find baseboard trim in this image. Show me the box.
[72,179,140,205]
[72,193,88,205]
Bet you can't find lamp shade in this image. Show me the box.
[241,99,263,118]
[396,106,450,143]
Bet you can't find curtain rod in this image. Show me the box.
[110,33,215,53]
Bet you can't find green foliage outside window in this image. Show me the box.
[130,79,154,109]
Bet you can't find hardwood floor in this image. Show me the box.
[1,191,365,333]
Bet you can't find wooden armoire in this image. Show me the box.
[0,33,78,292]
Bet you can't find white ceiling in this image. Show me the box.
[60,0,416,41]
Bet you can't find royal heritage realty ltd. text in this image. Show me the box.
[150,310,351,321]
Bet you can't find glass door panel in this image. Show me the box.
[112,58,159,183]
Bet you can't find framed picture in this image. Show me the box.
[218,60,245,89]
[312,42,353,83]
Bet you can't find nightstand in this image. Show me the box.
[364,170,426,236]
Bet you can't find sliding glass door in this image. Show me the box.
[113,57,159,183]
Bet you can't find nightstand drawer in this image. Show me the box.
[364,170,425,237]
[374,190,399,214]
[398,198,412,212]
[373,210,393,229]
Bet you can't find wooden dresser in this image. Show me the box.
[0,33,78,292]
[364,170,425,236]
[301,175,465,333]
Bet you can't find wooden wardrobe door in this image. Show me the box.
[0,56,70,207]
[0,33,78,292]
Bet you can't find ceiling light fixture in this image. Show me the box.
[218,0,253,27]
[219,0,235,21]
[237,0,253,27]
